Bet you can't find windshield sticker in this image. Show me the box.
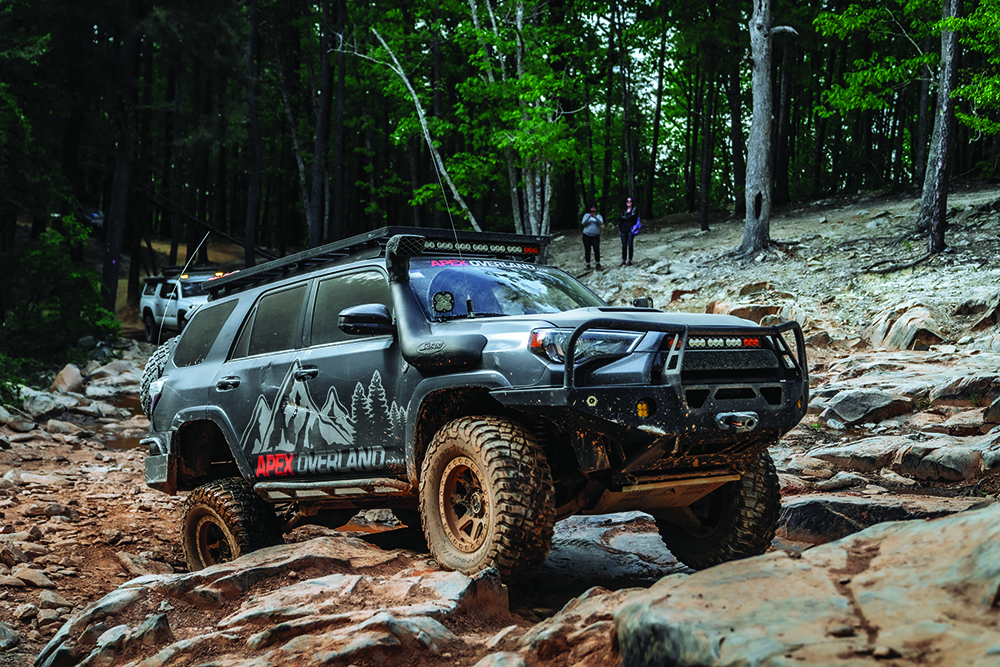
[468,259,533,270]
[408,271,424,279]
[430,259,468,267]
[241,361,404,478]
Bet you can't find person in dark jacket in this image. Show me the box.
[618,197,640,266]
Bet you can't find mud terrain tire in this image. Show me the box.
[140,336,178,417]
[419,416,555,582]
[655,449,780,570]
[181,477,283,571]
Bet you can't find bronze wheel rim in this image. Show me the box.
[195,514,233,566]
[438,456,489,553]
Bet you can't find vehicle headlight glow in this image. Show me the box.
[529,329,643,364]
[149,376,168,413]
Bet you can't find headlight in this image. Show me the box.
[149,376,168,413]
[529,328,642,364]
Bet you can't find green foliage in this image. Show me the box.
[952,0,1000,136]
[0,216,119,363]
[814,0,939,117]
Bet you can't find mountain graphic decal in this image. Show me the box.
[243,360,401,456]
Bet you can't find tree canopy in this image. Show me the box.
[1,0,998,363]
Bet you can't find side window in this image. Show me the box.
[143,282,156,296]
[231,284,308,359]
[172,300,238,367]
[310,270,391,346]
[159,283,174,298]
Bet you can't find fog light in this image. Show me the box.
[636,398,656,418]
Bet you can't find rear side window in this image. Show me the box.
[172,300,238,367]
[231,284,308,359]
[310,270,391,345]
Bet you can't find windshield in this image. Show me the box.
[408,259,605,320]
[180,276,213,298]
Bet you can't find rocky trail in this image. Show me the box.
[3,184,1000,667]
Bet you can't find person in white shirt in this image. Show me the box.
[580,204,604,271]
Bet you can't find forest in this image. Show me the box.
[0,0,998,375]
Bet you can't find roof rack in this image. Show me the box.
[204,226,549,299]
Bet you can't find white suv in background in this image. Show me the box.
[140,267,221,342]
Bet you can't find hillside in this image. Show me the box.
[548,183,1000,361]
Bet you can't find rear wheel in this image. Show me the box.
[143,313,157,343]
[182,477,282,571]
[419,416,555,582]
[655,450,780,570]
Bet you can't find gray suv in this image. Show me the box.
[141,227,808,581]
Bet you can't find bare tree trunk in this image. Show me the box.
[169,74,182,266]
[308,1,333,247]
[601,3,616,216]
[644,29,667,216]
[913,39,934,192]
[244,0,262,268]
[919,0,963,253]
[739,0,795,257]
[726,62,747,217]
[102,0,141,313]
[773,43,792,206]
[331,0,346,240]
[699,53,717,232]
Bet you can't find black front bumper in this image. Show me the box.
[492,318,808,476]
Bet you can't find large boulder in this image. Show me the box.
[615,503,1000,667]
[865,300,945,350]
[820,388,913,426]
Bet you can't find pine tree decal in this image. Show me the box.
[365,371,391,446]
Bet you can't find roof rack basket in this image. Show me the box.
[204,226,549,299]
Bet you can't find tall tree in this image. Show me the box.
[737,0,796,258]
[102,0,143,313]
[244,0,262,268]
[918,0,963,253]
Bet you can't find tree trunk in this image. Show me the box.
[169,73,183,266]
[601,3,616,215]
[740,0,795,257]
[773,43,792,206]
[244,0,262,268]
[644,29,668,217]
[102,0,141,313]
[699,55,717,232]
[308,1,333,248]
[913,39,934,192]
[919,0,963,254]
[726,61,747,217]
[331,0,346,240]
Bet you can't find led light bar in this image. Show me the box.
[687,336,762,350]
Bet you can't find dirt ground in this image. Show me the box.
[3,182,999,663]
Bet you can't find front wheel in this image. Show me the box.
[143,313,157,343]
[419,416,555,583]
[655,450,780,570]
[181,477,283,571]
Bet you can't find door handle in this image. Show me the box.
[216,376,241,390]
[294,366,318,381]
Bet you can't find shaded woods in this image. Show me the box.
[0,0,998,355]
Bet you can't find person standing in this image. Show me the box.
[618,196,640,266]
[580,204,603,271]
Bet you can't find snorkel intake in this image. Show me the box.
[385,234,487,372]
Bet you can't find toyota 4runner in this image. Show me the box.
[141,227,808,581]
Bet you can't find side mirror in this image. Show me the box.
[339,303,394,336]
[632,296,654,309]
